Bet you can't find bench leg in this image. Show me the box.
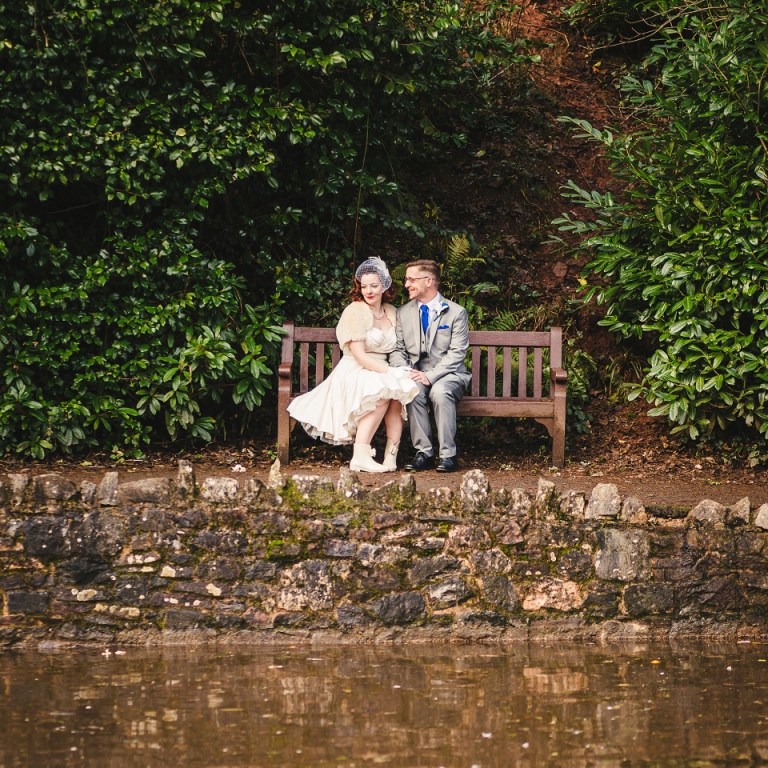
[552,395,566,469]
[277,401,291,465]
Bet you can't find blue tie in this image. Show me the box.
[420,303,429,336]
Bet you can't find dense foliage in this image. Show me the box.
[0,0,532,457]
[555,0,768,456]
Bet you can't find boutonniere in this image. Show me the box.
[438,302,449,315]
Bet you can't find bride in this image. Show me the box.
[287,257,418,472]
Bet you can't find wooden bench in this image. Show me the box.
[277,323,567,467]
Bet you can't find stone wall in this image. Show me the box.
[2,462,768,648]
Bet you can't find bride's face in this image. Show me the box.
[360,274,385,306]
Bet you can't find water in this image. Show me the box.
[2,642,768,767]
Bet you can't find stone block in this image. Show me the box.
[585,483,621,520]
[687,499,727,526]
[201,477,240,503]
[57,558,110,586]
[177,460,196,498]
[460,470,491,513]
[728,497,751,526]
[755,504,768,531]
[119,478,171,505]
[98,472,119,506]
[533,478,557,518]
[456,610,507,626]
[623,583,675,616]
[336,468,365,498]
[522,578,585,612]
[594,529,650,582]
[34,474,78,503]
[556,550,593,580]
[506,488,533,516]
[336,604,376,628]
[323,540,357,558]
[137,508,168,532]
[75,511,127,558]
[398,474,417,498]
[80,481,97,506]
[620,496,647,524]
[290,474,334,498]
[242,477,264,505]
[469,548,512,576]
[559,490,586,519]
[277,561,333,611]
[481,575,517,610]
[8,474,29,506]
[195,558,242,582]
[267,459,283,490]
[426,578,472,607]
[446,524,491,554]
[425,487,454,508]
[164,609,203,629]
[408,555,462,587]
[370,592,426,625]
[7,591,49,614]
[22,517,71,558]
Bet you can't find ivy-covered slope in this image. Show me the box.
[556,0,768,460]
[0,0,531,458]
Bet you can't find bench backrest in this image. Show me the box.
[281,323,562,401]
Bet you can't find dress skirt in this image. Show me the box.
[287,355,418,445]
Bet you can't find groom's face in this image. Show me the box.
[404,268,434,302]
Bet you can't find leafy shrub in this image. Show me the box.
[554,0,768,446]
[0,0,534,457]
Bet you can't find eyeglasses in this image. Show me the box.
[404,276,430,285]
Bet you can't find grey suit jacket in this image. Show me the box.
[389,297,472,387]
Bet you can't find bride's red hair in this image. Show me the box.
[348,278,398,303]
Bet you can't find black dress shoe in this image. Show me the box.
[436,456,459,473]
[404,452,435,471]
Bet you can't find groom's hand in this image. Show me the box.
[410,370,431,386]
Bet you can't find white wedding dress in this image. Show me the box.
[288,326,418,445]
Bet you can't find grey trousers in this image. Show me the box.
[406,373,467,459]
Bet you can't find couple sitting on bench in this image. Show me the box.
[287,257,470,474]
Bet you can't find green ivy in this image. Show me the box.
[0,0,534,457]
[554,0,768,449]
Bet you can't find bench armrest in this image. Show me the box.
[551,367,567,384]
[278,362,293,380]
[550,367,567,396]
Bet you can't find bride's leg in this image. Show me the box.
[383,399,403,444]
[382,400,403,471]
[354,400,388,445]
[351,400,388,473]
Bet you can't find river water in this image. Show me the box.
[2,641,768,767]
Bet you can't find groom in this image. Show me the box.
[389,259,472,472]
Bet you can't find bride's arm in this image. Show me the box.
[347,340,389,373]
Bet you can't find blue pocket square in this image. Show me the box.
[438,325,450,329]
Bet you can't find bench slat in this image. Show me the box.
[533,347,543,399]
[457,398,555,418]
[331,344,340,368]
[300,343,309,393]
[502,347,511,398]
[468,330,552,346]
[295,327,338,343]
[487,346,496,398]
[518,347,528,398]
[471,347,481,397]
[315,343,325,385]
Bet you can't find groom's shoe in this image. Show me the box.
[404,452,435,472]
[436,456,459,473]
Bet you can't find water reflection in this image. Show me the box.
[2,642,768,766]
